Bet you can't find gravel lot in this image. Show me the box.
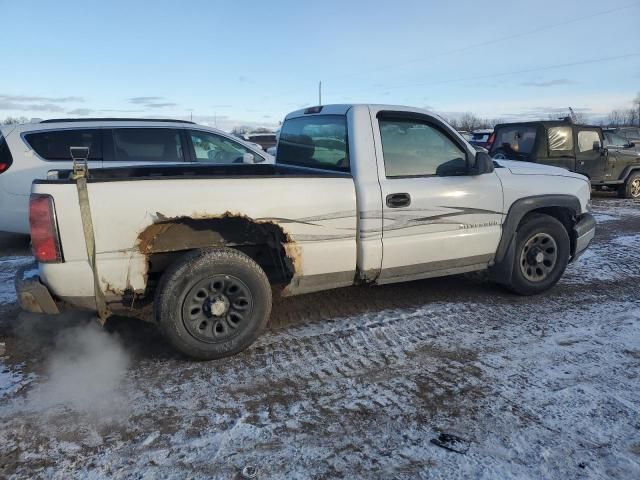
[1,196,639,479]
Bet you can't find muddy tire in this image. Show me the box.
[155,248,272,360]
[618,172,640,199]
[505,213,570,295]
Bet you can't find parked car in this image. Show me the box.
[0,118,273,234]
[468,129,493,149]
[245,132,278,151]
[457,131,472,141]
[17,104,594,360]
[489,120,640,198]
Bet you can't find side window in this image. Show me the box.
[547,126,574,155]
[189,131,261,164]
[25,129,103,161]
[577,130,601,153]
[112,128,183,162]
[379,119,467,177]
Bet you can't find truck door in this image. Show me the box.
[575,128,605,181]
[371,109,504,283]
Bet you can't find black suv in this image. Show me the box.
[489,121,640,198]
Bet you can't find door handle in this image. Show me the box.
[386,192,411,208]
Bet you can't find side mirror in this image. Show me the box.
[470,151,495,175]
[435,158,467,176]
[592,141,602,151]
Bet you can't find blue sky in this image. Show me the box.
[1,0,639,129]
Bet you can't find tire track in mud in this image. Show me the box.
[138,278,640,406]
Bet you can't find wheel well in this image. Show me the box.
[522,206,575,236]
[138,215,297,294]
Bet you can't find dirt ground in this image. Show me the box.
[0,196,639,479]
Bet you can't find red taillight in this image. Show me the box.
[0,163,10,173]
[487,132,495,148]
[29,194,63,263]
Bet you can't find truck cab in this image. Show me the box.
[489,120,640,198]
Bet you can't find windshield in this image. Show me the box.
[491,125,537,158]
[276,115,349,172]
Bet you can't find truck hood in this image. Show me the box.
[494,159,587,181]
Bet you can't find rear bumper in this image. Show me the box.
[572,213,596,261]
[15,263,60,314]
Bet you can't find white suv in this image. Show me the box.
[0,118,273,234]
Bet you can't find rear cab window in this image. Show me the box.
[277,115,349,172]
[25,129,103,160]
[112,128,183,162]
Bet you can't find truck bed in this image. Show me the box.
[32,163,359,303]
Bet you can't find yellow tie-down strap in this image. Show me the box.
[71,161,112,324]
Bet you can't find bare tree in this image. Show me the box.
[573,111,589,124]
[607,110,626,126]
[231,126,251,135]
[458,112,482,132]
[2,116,29,125]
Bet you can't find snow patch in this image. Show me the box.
[0,255,32,305]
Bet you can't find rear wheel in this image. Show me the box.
[505,214,570,295]
[618,172,640,199]
[155,248,272,360]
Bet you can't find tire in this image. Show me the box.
[155,248,272,360]
[505,213,570,295]
[491,148,507,159]
[618,172,640,199]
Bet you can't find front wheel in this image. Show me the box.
[618,172,640,199]
[505,214,570,295]
[155,248,272,360]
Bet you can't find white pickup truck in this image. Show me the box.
[16,104,595,359]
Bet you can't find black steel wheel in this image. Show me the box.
[182,275,254,344]
[506,213,570,295]
[518,232,558,283]
[155,248,272,360]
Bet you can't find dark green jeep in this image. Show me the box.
[489,121,640,198]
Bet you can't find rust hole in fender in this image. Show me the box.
[136,212,300,291]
